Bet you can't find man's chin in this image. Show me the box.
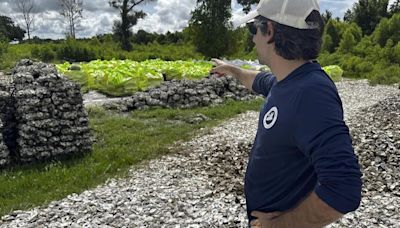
[256,54,265,65]
[257,57,266,65]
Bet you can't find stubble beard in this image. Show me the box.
[257,52,267,66]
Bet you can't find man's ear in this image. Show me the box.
[266,21,274,44]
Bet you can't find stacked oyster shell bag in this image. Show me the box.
[103,76,257,112]
[0,74,13,167]
[0,60,92,168]
[0,114,9,167]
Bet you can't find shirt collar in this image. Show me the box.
[275,62,322,86]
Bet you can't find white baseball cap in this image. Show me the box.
[233,0,320,29]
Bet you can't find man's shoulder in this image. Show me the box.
[298,69,337,93]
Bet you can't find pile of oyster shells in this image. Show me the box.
[350,96,400,196]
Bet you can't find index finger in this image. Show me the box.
[250,219,260,226]
[211,58,223,66]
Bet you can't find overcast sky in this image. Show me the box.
[0,0,397,40]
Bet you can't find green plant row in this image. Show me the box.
[56,59,213,93]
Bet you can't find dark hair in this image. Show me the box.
[256,10,324,60]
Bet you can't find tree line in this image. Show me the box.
[318,0,400,85]
[0,0,256,49]
[0,0,399,59]
[2,0,400,55]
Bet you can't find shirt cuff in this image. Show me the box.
[315,183,361,214]
[251,72,269,94]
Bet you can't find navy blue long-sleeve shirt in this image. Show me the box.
[245,62,362,221]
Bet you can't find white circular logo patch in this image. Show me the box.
[263,106,278,129]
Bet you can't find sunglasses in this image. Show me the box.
[247,20,266,36]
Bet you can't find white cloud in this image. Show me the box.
[133,0,197,34]
[230,0,250,28]
[320,0,398,18]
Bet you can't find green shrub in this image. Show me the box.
[394,42,400,64]
[323,20,342,53]
[353,37,375,57]
[379,39,400,65]
[57,38,97,62]
[340,55,367,78]
[323,65,343,81]
[321,34,333,53]
[127,43,204,61]
[31,46,39,58]
[368,63,400,85]
[32,45,56,62]
[0,36,9,68]
[317,52,342,66]
[337,29,356,54]
[372,13,400,47]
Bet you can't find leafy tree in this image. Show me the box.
[236,0,260,54]
[322,10,333,23]
[381,39,396,62]
[165,31,183,44]
[0,15,26,41]
[109,0,155,51]
[323,20,342,52]
[372,13,400,46]
[154,31,183,44]
[59,0,83,39]
[346,0,389,35]
[185,0,265,57]
[346,23,363,42]
[322,34,333,53]
[134,29,156,44]
[96,33,116,43]
[389,0,400,16]
[394,42,400,63]
[90,36,101,46]
[343,9,354,22]
[155,33,166,44]
[189,0,232,58]
[338,29,356,53]
[353,36,381,60]
[236,0,258,13]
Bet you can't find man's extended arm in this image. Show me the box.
[210,58,260,91]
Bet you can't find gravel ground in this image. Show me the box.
[1,79,399,228]
[82,91,125,106]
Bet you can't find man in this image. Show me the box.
[210,0,362,227]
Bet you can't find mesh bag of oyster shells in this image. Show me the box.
[0,82,12,168]
[103,75,256,112]
[4,59,93,164]
[0,116,10,167]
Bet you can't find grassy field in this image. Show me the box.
[0,98,264,217]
